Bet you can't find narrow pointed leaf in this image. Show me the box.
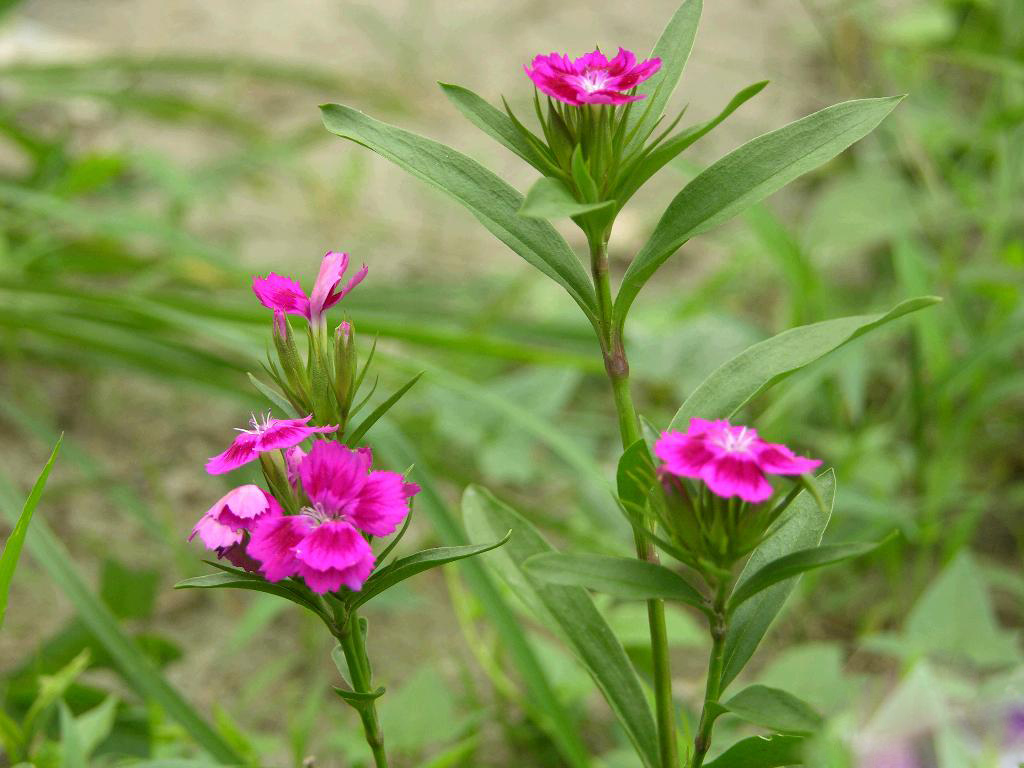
[440,82,553,172]
[670,297,941,428]
[617,80,768,203]
[344,371,422,445]
[722,684,823,735]
[519,177,614,220]
[625,0,703,146]
[350,533,511,609]
[616,96,904,325]
[320,104,598,324]
[728,539,888,613]
[175,571,321,614]
[720,471,836,691]
[703,733,806,768]
[0,435,61,631]
[463,485,660,768]
[524,553,707,611]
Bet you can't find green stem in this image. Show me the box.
[690,582,729,768]
[337,609,389,768]
[591,238,679,768]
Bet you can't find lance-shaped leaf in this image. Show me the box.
[616,80,768,205]
[670,296,941,428]
[350,534,511,609]
[727,538,890,614]
[0,435,61,631]
[344,371,423,445]
[320,104,599,326]
[174,570,323,616]
[625,0,703,147]
[703,733,806,768]
[616,96,904,327]
[721,684,824,735]
[524,552,707,612]
[463,485,660,768]
[720,471,835,691]
[519,177,615,220]
[440,83,555,174]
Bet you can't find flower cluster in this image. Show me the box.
[525,47,661,106]
[652,418,822,567]
[190,252,420,594]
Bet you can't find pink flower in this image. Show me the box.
[525,47,661,106]
[205,413,337,475]
[655,419,821,504]
[252,251,368,326]
[190,484,282,552]
[247,441,420,594]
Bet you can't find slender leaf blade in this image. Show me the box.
[524,552,706,610]
[703,733,806,768]
[670,297,941,428]
[345,371,422,445]
[0,435,61,631]
[720,471,836,690]
[175,571,321,614]
[320,104,598,324]
[463,485,660,768]
[351,534,511,609]
[519,177,615,220]
[722,684,823,735]
[617,96,904,324]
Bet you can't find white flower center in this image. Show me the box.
[237,410,275,435]
[712,427,755,454]
[578,71,609,93]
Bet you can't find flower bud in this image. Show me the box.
[334,320,357,420]
[272,310,310,410]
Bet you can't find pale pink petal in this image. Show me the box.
[247,515,312,582]
[326,263,367,309]
[252,273,311,319]
[347,471,417,536]
[701,456,773,503]
[189,514,242,550]
[284,445,306,488]
[308,251,348,322]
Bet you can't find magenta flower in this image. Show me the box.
[655,418,822,504]
[247,441,420,593]
[525,47,661,106]
[205,413,337,475]
[190,484,282,550]
[252,251,368,326]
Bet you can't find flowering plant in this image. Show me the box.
[314,1,943,763]
[177,252,507,766]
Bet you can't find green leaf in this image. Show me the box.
[616,438,658,510]
[625,0,703,147]
[519,176,614,220]
[370,423,591,768]
[670,297,941,428]
[73,696,119,757]
[524,552,707,612]
[720,470,836,691]
[616,96,904,325]
[350,534,511,609]
[728,538,889,613]
[722,684,823,735]
[0,435,61,631]
[440,82,553,173]
[247,372,299,417]
[320,104,599,325]
[703,733,805,768]
[59,700,87,768]
[344,371,422,445]
[463,485,659,768]
[175,570,322,615]
[617,80,768,204]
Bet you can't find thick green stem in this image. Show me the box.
[591,239,679,768]
[690,583,729,768]
[337,609,389,768]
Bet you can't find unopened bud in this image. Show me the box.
[334,320,357,420]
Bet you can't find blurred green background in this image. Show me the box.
[0,0,1021,766]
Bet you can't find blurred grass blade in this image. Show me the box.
[0,435,62,631]
[463,485,660,768]
[369,422,592,768]
[616,96,904,326]
[720,470,836,691]
[319,104,600,326]
[625,0,703,146]
[0,476,243,764]
[670,296,941,428]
